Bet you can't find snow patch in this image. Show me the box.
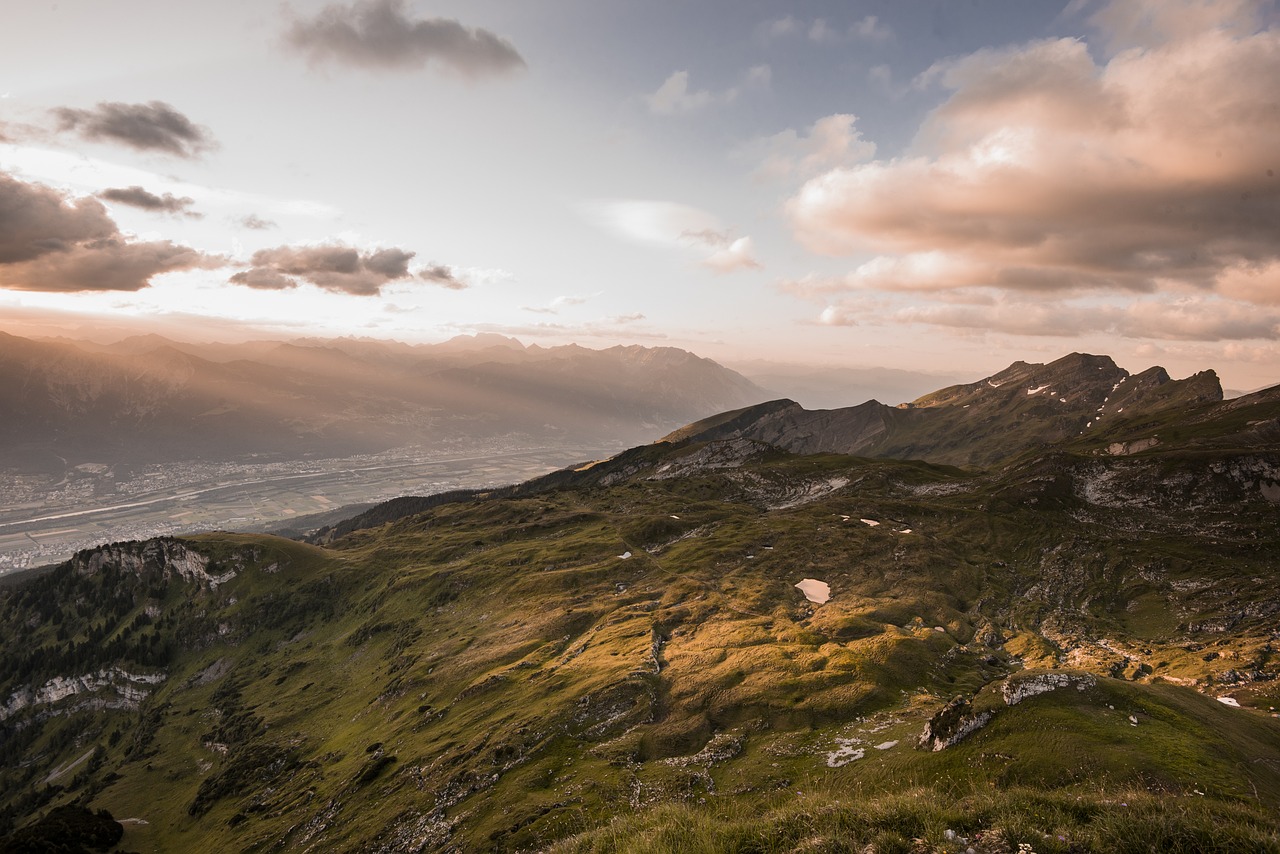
[795,578,830,604]
[826,739,865,767]
[1218,696,1242,708]
[1027,385,1050,395]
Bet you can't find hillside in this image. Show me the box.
[666,353,1239,468]
[2,387,1279,851]
[0,332,767,469]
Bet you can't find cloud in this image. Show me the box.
[418,263,467,290]
[786,1,1280,308]
[645,66,770,115]
[760,16,802,40]
[230,243,416,295]
[814,294,1280,341]
[762,14,891,44]
[743,114,877,181]
[703,237,762,273]
[52,101,214,158]
[0,172,220,291]
[646,71,715,115]
[521,294,595,315]
[1087,0,1267,51]
[99,186,201,218]
[585,199,762,273]
[239,214,277,230]
[852,15,893,42]
[587,200,721,246]
[285,0,525,78]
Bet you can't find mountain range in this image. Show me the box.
[0,352,1278,852]
[0,332,767,470]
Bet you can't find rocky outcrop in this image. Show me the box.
[919,672,1100,751]
[71,538,237,587]
[1002,672,1097,705]
[1,667,166,722]
[918,696,993,752]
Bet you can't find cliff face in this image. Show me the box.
[72,539,216,584]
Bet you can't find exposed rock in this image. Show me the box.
[1,667,166,722]
[918,696,993,752]
[1001,672,1097,706]
[648,437,772,480]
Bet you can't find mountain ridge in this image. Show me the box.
[666,352,1237,468]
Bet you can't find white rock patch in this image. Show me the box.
[1218,696,1242,708]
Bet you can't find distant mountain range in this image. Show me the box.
[0,331,768,469]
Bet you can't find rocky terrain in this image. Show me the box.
[0,353,1278,852]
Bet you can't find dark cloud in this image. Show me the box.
[418,263,467,290]
[52,101,214,158]
[0,172,223,292]
[99,186,202,218]
[239,214,277,230]
[231,243,417,295]
[286,0,525,78]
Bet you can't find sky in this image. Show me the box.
[1,0,1279,389]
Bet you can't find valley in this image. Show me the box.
[0,443,615,574]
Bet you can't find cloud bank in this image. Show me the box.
[785,0,1280,339]
[286,0,525,78]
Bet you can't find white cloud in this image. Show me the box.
[645,66,771,115]
[583,199,761,273]
[762,14,891,44]
[703,237,762,273]
[744,114,877,181]
[646,71,714,115]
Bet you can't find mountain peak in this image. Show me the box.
[435,333,526,352]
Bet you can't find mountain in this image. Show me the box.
[667,352,1232,468]
[1,356,1279,851]
[0,332,767,469]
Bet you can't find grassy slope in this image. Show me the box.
[1,445,1279,852]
